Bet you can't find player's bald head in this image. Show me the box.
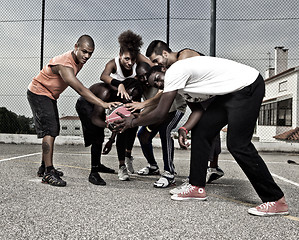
[76,35,95,49]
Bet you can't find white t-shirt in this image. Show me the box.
[110,56,137,81]
[163,56,259,102]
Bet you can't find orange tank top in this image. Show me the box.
[28,51,83,100]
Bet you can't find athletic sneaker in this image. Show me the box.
[154,171,175,188]
[137,165,160,175]
[37,165,64,177]
[125,156,134,174]
[42,169,66,187]
[171,184,207,201]
[118,165,130,181]
[206,167,224,183]
[89,172,106,185]
[248,197,289,216]
[97,164,115,174]
[169,178,189,195]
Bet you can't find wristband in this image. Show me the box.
[179,126,189,135]
[146,126,152,132]
[111,79,122,87]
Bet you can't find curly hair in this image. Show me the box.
[118,30,143,60]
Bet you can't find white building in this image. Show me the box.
[60,116,82,136]
[256,47,299,142]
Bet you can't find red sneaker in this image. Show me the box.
[248,197,289,216]
[171,184,207,201]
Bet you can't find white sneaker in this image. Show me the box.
[137,165,160,175]
[125,156,134,174]
[153,171,175,188]
[169,178,189,195]
[118,165,130,181]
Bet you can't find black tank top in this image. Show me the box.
[176,48,205,59]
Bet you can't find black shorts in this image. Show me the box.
[75,97,105,147]
[27,90,60,138]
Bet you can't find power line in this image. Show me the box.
[1,16,298,23]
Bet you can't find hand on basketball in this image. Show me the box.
[103,101,121,110]
[117,84,131,101]
[178,128,191,150]
[114,112,136,133]
[107,122,121,132]
[125,101,145,113]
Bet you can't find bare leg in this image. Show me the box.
[209,155,219,168]
[42,135,55,167]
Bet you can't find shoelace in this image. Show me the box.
[258,201,276,210]
[181,184,196,195]
[176,180,189,191]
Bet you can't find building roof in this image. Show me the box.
[264,66,299,82]
[273,127,299,141]
[59,116,80,120]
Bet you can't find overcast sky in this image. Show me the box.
[1,0,298,117]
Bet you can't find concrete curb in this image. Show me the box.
[1,133,299,153]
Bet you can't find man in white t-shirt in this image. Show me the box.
[115,56,289,217]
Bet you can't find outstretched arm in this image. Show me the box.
[178,102,204,149]
[57,65,119,109]
[125,91,163,113]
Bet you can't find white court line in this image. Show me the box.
[0,152,41,162]
[271,173,299,187]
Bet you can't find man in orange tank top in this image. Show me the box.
[27,35,119,187]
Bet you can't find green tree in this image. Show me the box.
[0,107,35,134]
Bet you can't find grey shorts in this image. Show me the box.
[27,90,60,138]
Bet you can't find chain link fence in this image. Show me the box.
[1,0,298,139]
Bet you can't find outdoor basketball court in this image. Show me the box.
[0,143,298,239]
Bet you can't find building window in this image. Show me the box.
[279,81,287,92]
[277,99,292,126]
[62,126,67,130]
[258,98,292,126]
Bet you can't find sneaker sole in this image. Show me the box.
[154,180,176,188]
[137,170,160,176]
[169,188,183,195]
[171,195,207,201]
[207,173,224,183]
[98,170,115,174]
[248,208,289,216]
[41,180,66,187]
[89,179,106,186]
[118,177,130,181]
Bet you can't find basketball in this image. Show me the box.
[106,104,131,125]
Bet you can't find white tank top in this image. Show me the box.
[110,56,137,81]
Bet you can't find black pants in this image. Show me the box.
[189,75,284,202]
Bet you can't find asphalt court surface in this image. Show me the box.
[0,143,299,239]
